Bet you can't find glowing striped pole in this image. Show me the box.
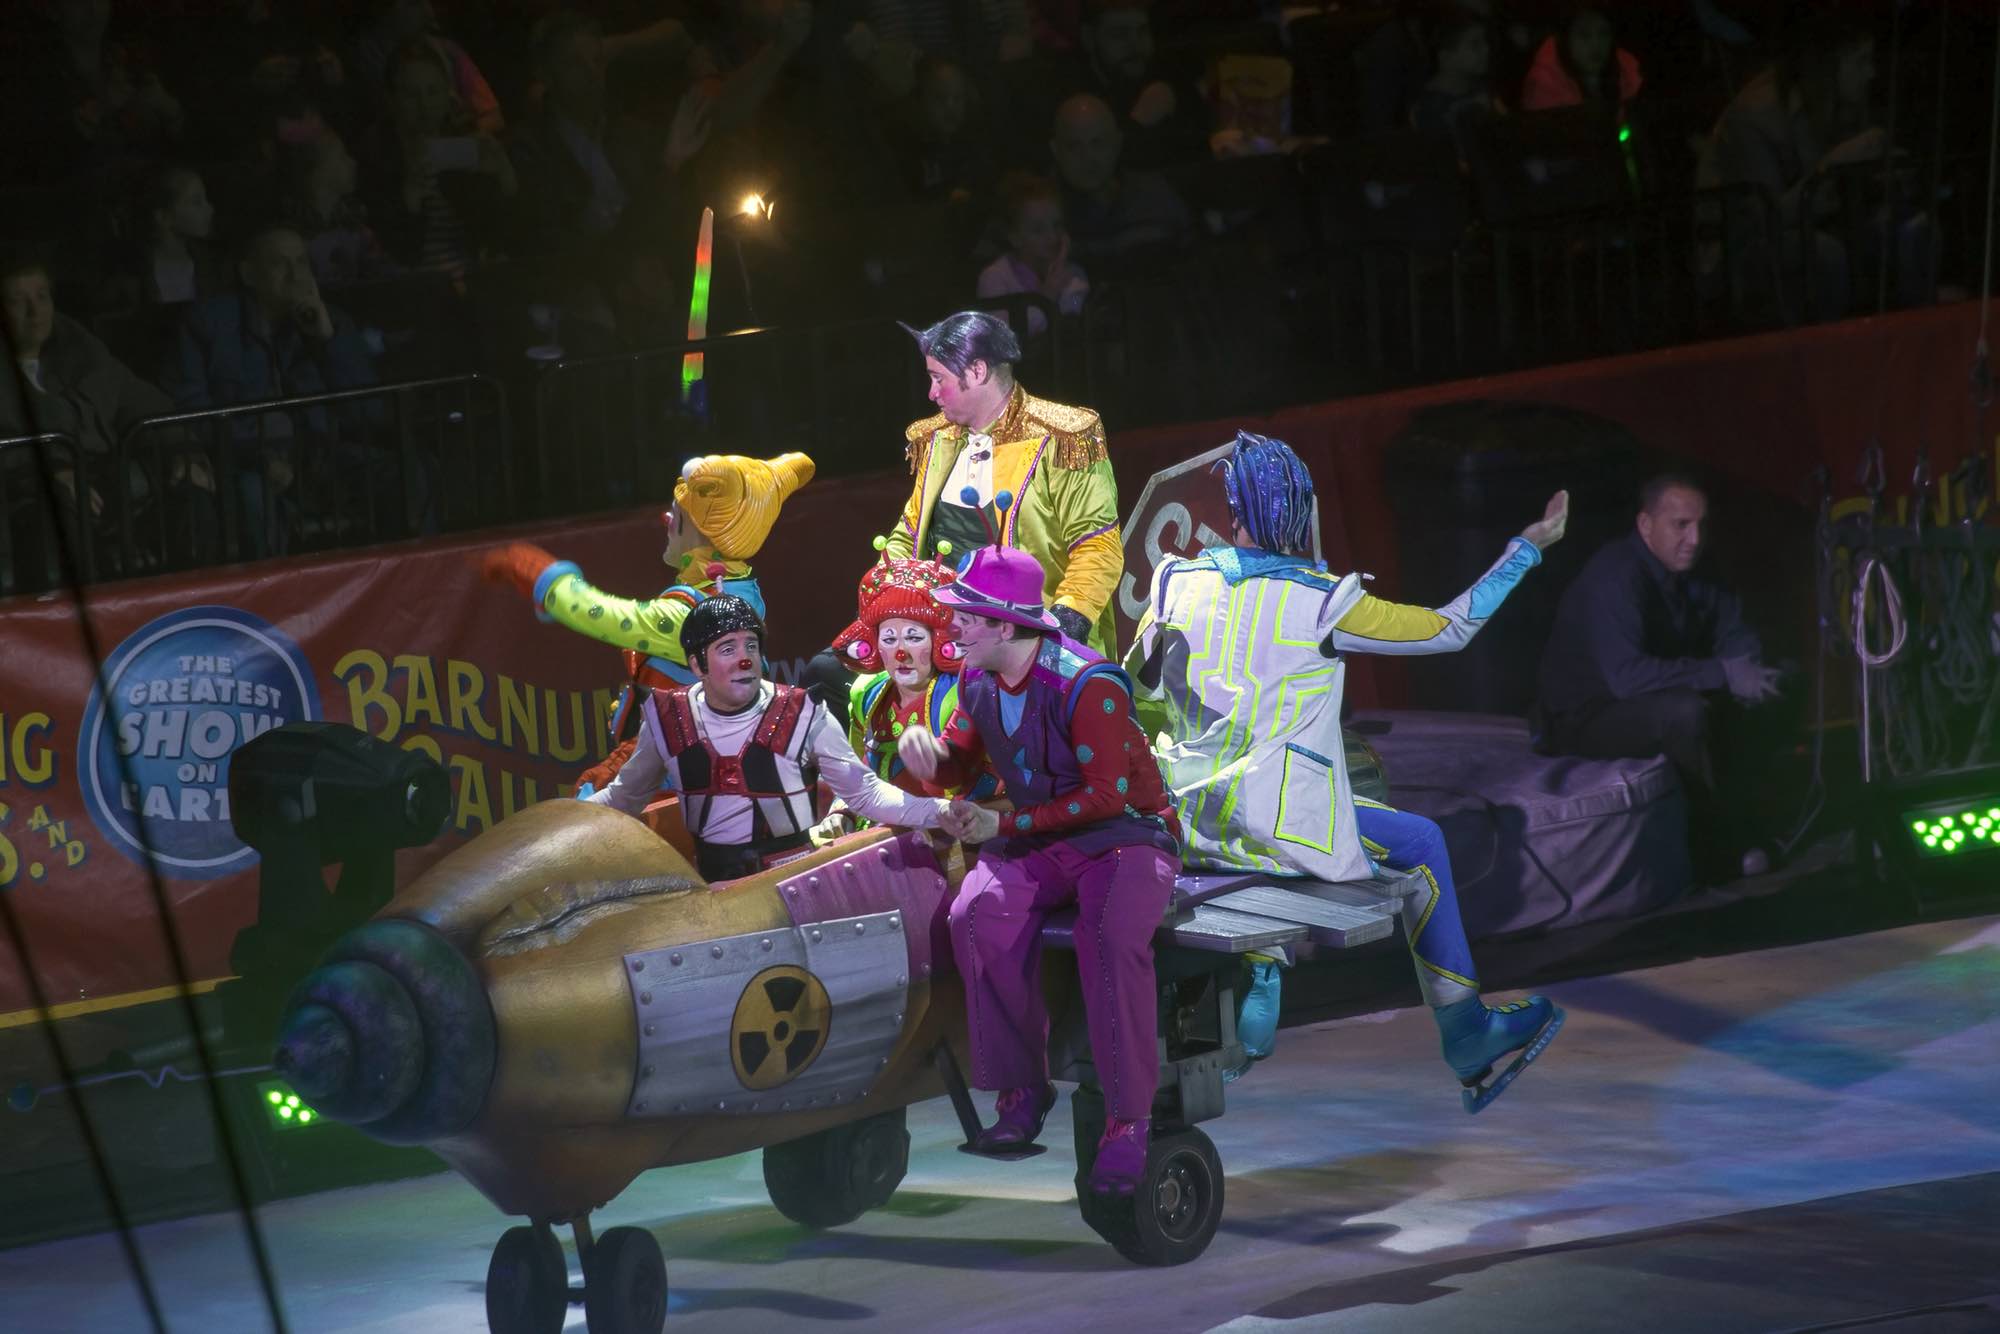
[681,205,713,409]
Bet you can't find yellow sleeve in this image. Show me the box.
[1328,593,1451,646]
[1045,455,1122,620]
[543,572,697,663]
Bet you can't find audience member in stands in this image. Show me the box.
[1063,0,1208,169]
[1,253,170,540]
[975,172,1088,336]
[1519,5,1642,116]
[890,58,997,202]
[1535,473,1783,880]
[164,224,384,556]
[1360,0,1525,137]
[351,0,505,134]
[114,167,229,310]
[511,11,715,251]
[1410,11,1498,157]
[842,0,1033,100]
[283,126,392,288]
[360,41,518,281]
[1697,15,1926,319]
[37,0,188,173]
[1049,93,1192,263]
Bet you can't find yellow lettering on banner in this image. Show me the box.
[400,734,443,765]
[545,691,588,763]
[447,659,497,742]
[395,654,443,728]
[501,770,540,818]
[333,650,402,739]
[4,713,55,786]
[499,675,539,754]
[450,755,493,833]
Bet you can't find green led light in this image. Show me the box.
[1618,125,1632,143]
[1924,834,1939,846]
[285,1095,301,1108]
[1988,808,1999,819]
[297,1110,315,1124]
[266,1090,283,1105]
[278,1105,294,1120]
[1912,820,1929,833]
[1940,816,1956,828]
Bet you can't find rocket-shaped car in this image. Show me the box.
[274,790,1409,1334]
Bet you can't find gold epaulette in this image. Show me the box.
[903,412,949,472]
[1022,393,1108,470]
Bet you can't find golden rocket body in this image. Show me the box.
[275,800,977,1222]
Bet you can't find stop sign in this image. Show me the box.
[1114,441,1322,650]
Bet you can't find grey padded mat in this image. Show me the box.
[1350,709,1692,938]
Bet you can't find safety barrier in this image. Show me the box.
[0,433,90,597]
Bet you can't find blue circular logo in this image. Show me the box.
[79,606,320,877]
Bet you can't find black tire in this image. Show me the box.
[582,1226,667,1334]
[485,1224,568,1334]
[1076,1126,1225,1267]
[762,1106,911,1228]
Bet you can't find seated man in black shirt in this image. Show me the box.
[1535,473,1782,878]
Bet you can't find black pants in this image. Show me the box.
[1541,687,1782,876]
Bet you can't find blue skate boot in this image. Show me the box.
[1435,995,1564,1114]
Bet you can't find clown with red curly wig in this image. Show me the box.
[811,538,999,844]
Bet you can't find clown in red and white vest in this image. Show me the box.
[587,595,949,883]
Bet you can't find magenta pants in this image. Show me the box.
[948,840,1176,1121]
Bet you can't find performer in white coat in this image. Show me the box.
[1127,431,1570,1111]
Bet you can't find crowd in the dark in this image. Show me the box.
[0,0,1973,588]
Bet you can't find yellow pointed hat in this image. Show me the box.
[674,452,816,558]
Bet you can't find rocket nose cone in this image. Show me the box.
[275,1003,355,1105]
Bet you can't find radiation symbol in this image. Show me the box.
[731,965,831,1090]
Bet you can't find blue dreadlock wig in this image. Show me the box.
[1219,430,1316,557]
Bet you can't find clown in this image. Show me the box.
[1128,431,1570,1112]
[587,595,951,882]
[898,538,1180,1198]
[811,540,997,844]
[482,452,815,779]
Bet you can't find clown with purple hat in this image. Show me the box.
[899,503,1182,1198]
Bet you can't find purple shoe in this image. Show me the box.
[973,1083,1057,1155]
[1088,1117,1150,1195]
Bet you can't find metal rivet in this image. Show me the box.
[711,945,724,959]
[717,1100,727,1111]
[854,922,865,935]
[780,1100,791,1110]
[670,953,683,966]
[809,876,820,888]
[878,1057,888,1068]
[810,928,822,942]
[640,991,652,1005]
[643,1024,656,1037]
[785,886,796,896]
[631,960,645,973]
[896,975,907,988]
[889,916,901,931]
[921,963,932,977]
[761,937,772,951]
[894,1012,905,1025]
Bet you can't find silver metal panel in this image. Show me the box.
[1295,875,1422,922]
[1166,905,1310,954]
[1210,886,1396,948]
[793,910,910,1105]
[623,909,908,1119]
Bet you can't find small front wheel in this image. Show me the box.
[582,1225,668,1334]
[485,1224,568,1334]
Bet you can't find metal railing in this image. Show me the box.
[107,373,512,580]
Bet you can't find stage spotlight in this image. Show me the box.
[1874,765,2000,894]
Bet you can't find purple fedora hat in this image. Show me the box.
[933,545,1061,632]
